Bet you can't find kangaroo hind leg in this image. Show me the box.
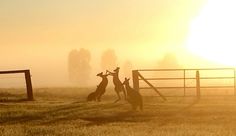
[114,91,121,103]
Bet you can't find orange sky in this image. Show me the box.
[0,0,205,47]
[0,0,206,87]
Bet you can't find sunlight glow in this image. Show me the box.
[186,0,236,66]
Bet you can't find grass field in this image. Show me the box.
[1,88,236,136]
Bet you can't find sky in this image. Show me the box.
[0,0,207,87]
[186,0,236,66]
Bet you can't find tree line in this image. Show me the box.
[68,48,180,86]
[68,48,132,86]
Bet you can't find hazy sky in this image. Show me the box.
[0,0,205,48]
[0,0,206,87]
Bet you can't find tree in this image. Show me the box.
[100,49,117,71]
[157,53,181,68]
[68,48,91,86]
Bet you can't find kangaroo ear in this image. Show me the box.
[128,78,130,81]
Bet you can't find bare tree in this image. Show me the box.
[68,48,91,86]
[101,49,117,71]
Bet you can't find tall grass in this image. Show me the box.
[1,88,236,136]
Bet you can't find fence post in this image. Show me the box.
[25,70,34,100]
[132,70,139,92]
[184,69,186,96]
[196,70,200,99]
[234,68,236,96]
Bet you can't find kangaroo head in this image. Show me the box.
[122,77,130,85]
[113,67,120,73]
[103,72,109,77]
[96,72,103,77]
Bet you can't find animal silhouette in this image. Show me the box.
[87,72,109,102]
[87,91,97,101]
[107,67,126,103]
[123,78,143,111]
[96,72,109,101]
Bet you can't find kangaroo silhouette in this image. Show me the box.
[123,78,143,111]
[87,72,109,102]
[107,67,126,103]
[87,86,98,101]
[96,72,109,101]
[87,91,96,101]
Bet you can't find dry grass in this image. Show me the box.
[1,88,236,136]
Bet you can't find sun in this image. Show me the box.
[186,0,236,66]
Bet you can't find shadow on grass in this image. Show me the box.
[0,98,200,126]
[81,111,154,126]
[39,99,158,126]
[0,98,29,103]
[41,102,154,126]
[0,100,150,125]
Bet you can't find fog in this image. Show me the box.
[0,0,219,87]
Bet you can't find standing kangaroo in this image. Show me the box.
[123,78,143,111]
[107,67,126,103]
[87,72,109,102]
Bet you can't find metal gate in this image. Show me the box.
[132,68,236,100]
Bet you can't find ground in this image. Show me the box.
[1,88,236,136]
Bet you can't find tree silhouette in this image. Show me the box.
[157,53,181,68]
[101,49,117,70]
[68,48,91,86]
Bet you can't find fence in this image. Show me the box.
[0,69,34,100]
[132,68,236,100]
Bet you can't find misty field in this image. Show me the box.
[1,88,236,136]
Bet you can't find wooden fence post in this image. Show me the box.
[25,70,34,100]
[132,70,140,92]
[196,70,200,99]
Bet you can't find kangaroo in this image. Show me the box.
[87,91,97,101]
[96,72,109,101]
[107,67,126,103]
[87,72,109,102]
[87,86,99,102]
[123,78,143,111]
